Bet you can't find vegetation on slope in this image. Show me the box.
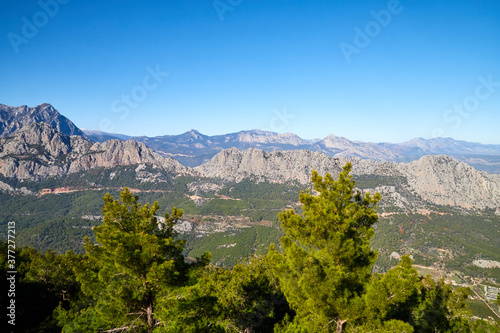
[1,165,499,331]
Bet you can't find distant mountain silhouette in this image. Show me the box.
[84,129,500,173]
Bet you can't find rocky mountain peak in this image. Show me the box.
[320,134,361,149]
[0,103,88,139]
[194,147,500,209]
[0,123,192,180]
[188,129,202,138]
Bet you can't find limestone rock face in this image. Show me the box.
[397,155,500,209]
[0,103,88,139]
[0,123,193,179]
[1,125,499,210]
[195,148,350,183]
[195,148,500,209]
[195,147,401,183]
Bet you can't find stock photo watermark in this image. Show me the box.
[7,0,71,54]
[432,74,499,138]
[6,221,17,327]
[99,65,168,133]
[213,0,243,21]
[339,0,405,64]
[262,107,296,133]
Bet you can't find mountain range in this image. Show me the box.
[1,118,500,211]
[1,102,500,277]
[2,103,499,173]
[84,125,500,174]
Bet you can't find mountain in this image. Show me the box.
[397,155,500,209]
[84,129,317,167]
[2,124,499,210]
[397,137,500,156]
[319,134,400,160]
[0,103,88,139]
[84,129,500,173]
[195,148,500,210]
[2,103,499,284]
[2,102,498,173]
[0,123,192,180]
[79,129,131,142]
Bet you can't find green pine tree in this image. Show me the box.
[56,188,204,332]
[268,163,381,332]
[363,255,420,325]
[179,255,291,332]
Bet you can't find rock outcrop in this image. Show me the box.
[194,147,400,183]
[195,148,348,183]
[1,124,499,210]
[0,123,192,179]
[195,148,500,209]
[0,103,88,139]
[397,155,500,209]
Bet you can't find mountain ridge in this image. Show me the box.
[0,103,89,139]
[2,102,499,173]
[1,122,499,210]
[84,127,500,173]
[0,123,192,180]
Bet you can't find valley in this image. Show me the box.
[1,102,499,324]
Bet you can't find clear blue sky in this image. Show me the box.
[1,0,499,144]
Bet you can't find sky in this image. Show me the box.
[1,0,499,144]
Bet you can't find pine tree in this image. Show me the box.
[57,188,199,332]
[363,255,420,324]
[181,255,291,332]
[269,163,381,332]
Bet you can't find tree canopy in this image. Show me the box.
[56,188,208,332]
[2,166,497,332]
[269,163,382,331]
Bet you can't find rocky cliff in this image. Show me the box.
[397,155,500,209]
[1,124,499,209]
[195,147,500,209]
[0,123,192,179]
[0,103,88,139]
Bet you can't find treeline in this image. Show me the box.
[1,164,499,332]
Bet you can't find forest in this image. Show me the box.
[1,163,499,332]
